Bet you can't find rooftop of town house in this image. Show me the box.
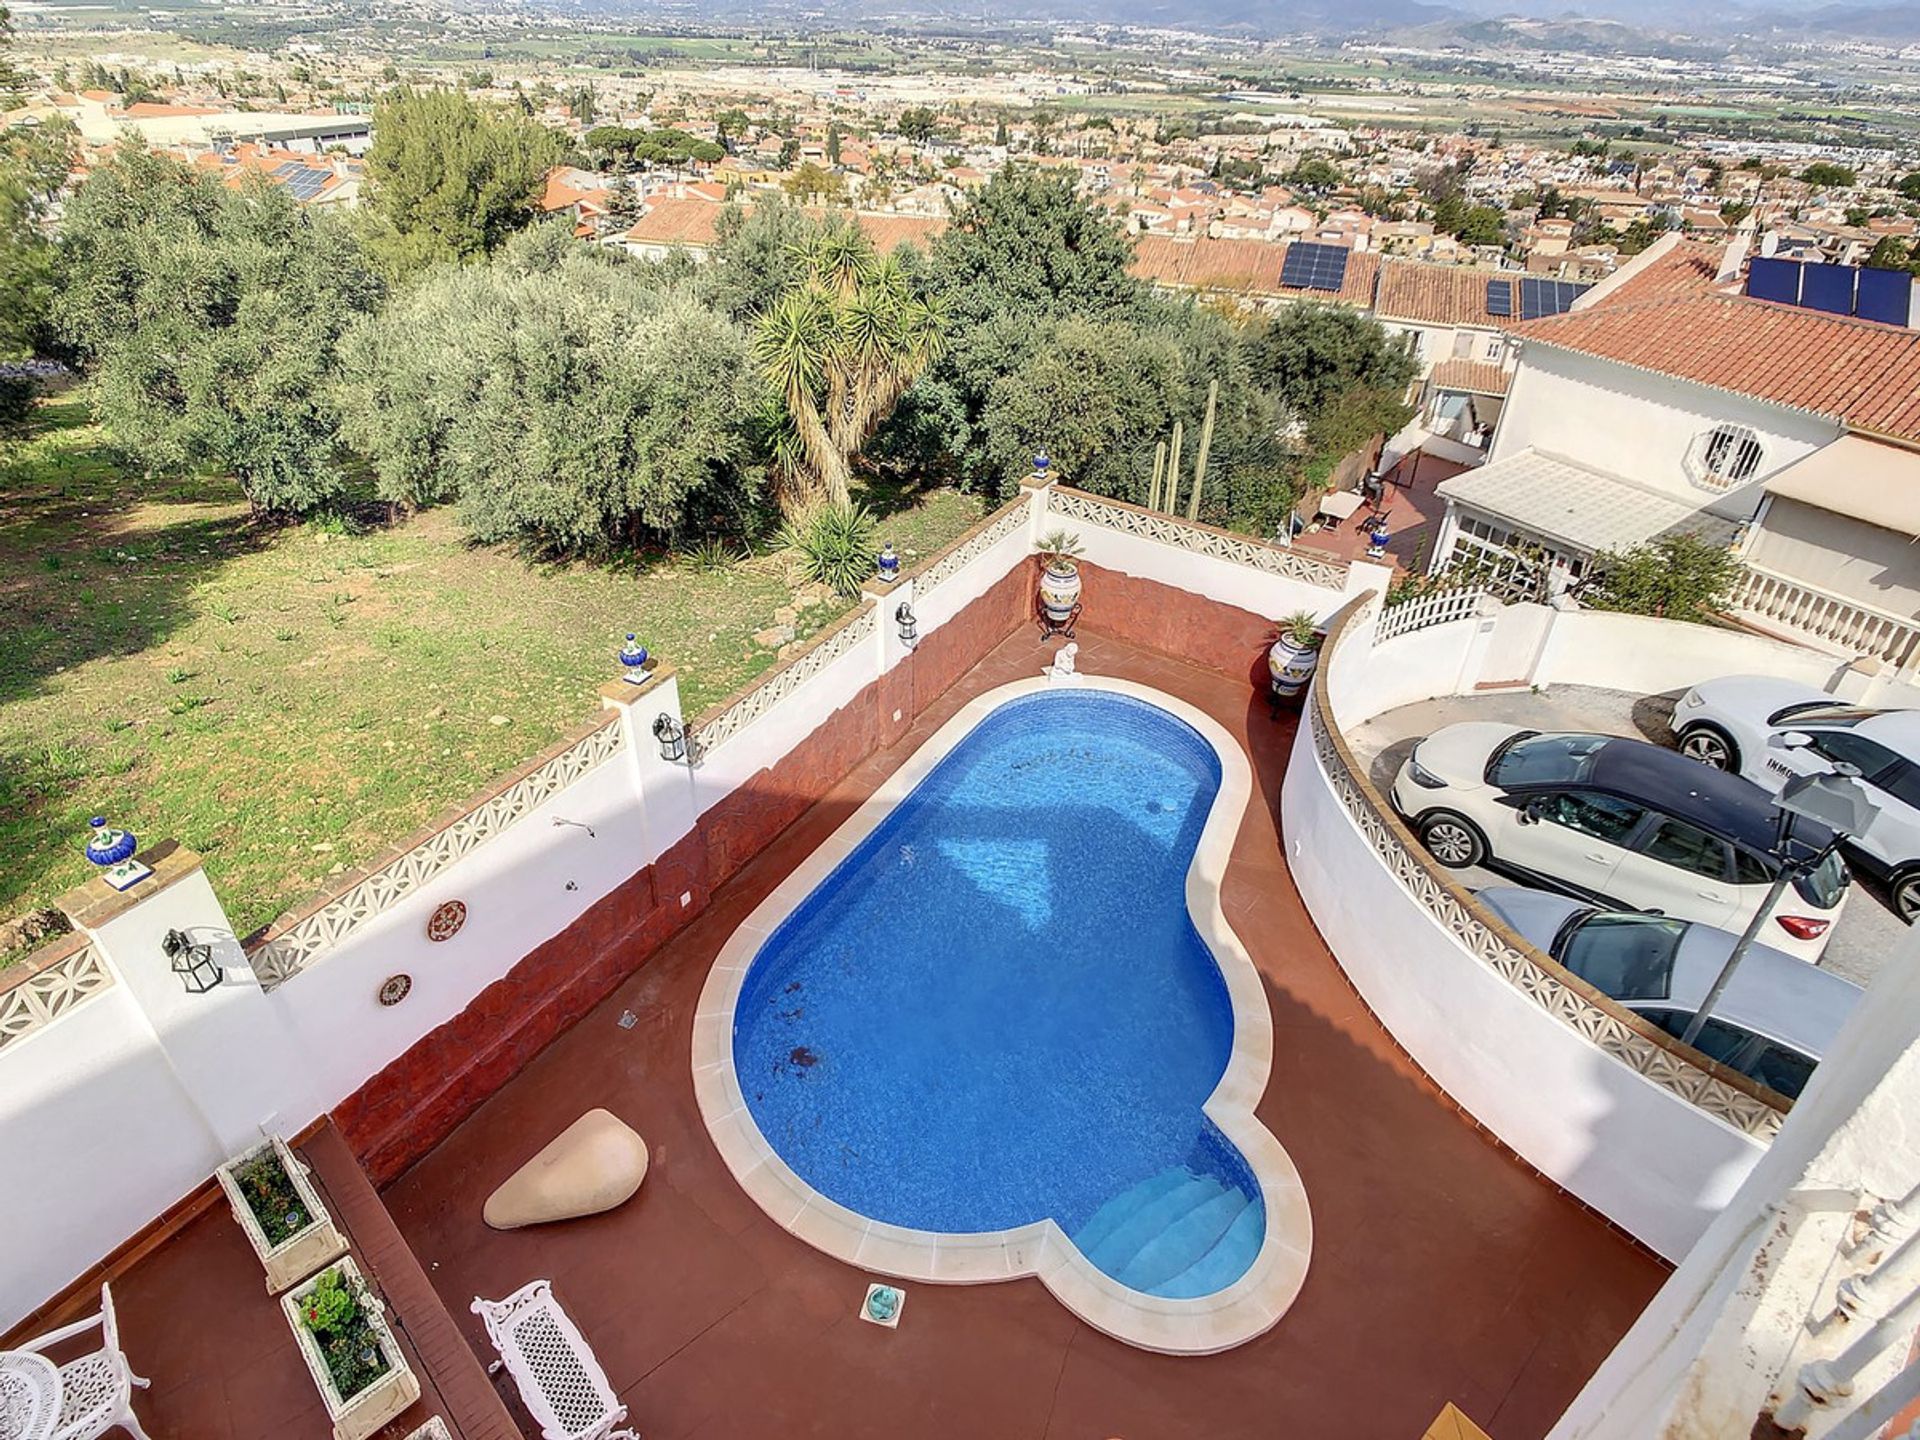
[1515,239,1920,443]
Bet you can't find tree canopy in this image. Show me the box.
[1247,303,1416,417]
[364,89,563,272]
[55,146,382,513]
[1799,161,1857,190]
[337,225,765,554]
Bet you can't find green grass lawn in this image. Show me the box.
[0,395,984,953]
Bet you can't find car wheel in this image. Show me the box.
[1893,868,1920,925]
[1419,811,1486,869]
[1678,724,1738,772]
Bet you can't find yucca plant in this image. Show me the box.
[1036,529,1086,572]
[779,500,878,598]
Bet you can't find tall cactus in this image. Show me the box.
[1165,420,1184,515]
[1149,440,1167,512]
[1187,379,1217,523]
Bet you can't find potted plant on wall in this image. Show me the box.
[215,1135,349,1294]
[1036,529,1086,636]
[282,1259,421,1440]
[1267,610,1325,708]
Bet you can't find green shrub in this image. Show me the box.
[780,501,877,598]
[1581,532,1739,623]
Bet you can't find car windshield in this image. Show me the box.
[1767,702,1901,729]
[1555,914,1683,1001]
[1489,733,1611,789]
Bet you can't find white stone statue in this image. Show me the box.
[1045,642,1080,682]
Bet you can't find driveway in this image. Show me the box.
[1347,685,1902,988]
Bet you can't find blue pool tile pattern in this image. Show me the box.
[733,691,1265,1298]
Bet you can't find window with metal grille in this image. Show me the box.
[1688,424,1764,491]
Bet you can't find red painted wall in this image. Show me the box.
[1075,559,1280,691]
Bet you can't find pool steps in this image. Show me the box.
[1069,1167,1262,1299]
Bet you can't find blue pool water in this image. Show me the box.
[733,691,1266,1299]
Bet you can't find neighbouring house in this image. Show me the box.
[1425,236,1920,668]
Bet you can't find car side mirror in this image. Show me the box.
[1516,798,1544,825]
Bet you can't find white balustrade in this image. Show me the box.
[1733,565,1920,671]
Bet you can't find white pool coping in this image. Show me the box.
[690,675,1311,1355]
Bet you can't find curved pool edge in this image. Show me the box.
[690,675,1313,1355]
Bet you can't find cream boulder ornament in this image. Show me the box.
[483,1109,649,1230]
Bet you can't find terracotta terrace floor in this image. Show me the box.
[386,628,1666,1440]
[93,627,1667,1440]
[1306,448,1470,574]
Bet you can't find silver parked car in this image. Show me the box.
[1672,677,1920,921]
[1477,886,1861,1099]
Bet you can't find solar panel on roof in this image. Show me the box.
[1745,256,1801,305]
[271,160,306,179]
[1516,278,1589,321]
[1485,280,1513,317]
[1856,267,1913,327]
[1800,263,1855,317]
[1279,242,1350,293]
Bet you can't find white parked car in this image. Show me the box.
[1390,724,1850,961]
[1476,886,1860,1100]
[1673,678,1920,922]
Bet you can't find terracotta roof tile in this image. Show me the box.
[1374,259,1521,330]
[1429,359,1511,396]
[1518,287,1920,443]
[1130,237,1378,307]
[624,198,944,254]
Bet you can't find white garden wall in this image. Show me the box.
[1283,716,1763,1259]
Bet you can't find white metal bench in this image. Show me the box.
[471,1282,637,1440]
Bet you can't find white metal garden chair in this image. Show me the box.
[471,1281,637,1440]
[13,1284,152,1440]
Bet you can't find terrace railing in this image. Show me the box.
[1375,585,1493,643]
[685,604,877,763]
[1732,564,1920,672]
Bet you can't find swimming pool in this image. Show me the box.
[694,677,1310,1353]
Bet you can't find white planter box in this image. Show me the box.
[216,1134,348,1293]
[281,1258,422,1440]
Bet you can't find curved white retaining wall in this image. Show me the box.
[1277,599,1874,1261]
[1282,715,1763,1260]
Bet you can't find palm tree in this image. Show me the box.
[754,224,946,512]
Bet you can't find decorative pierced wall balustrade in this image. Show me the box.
[0,943,114,1055]
[686,606,877,762]
[914,500,1028,598]
[248,719,627,990]
[1044,487,1351,592]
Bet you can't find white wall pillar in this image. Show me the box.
[61,846,318,1158]
[600,666,697,857]
[863,574,917,676]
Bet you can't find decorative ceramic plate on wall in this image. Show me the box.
[426,900,467,943]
